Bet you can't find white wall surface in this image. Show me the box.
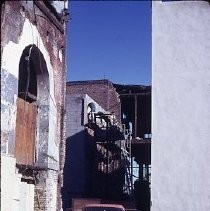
[66,94,106,138]
[1,155,34,211]
[19,182,34,211]
[1,155,16,211]
[51,0,68,13]
[152,1,210,211]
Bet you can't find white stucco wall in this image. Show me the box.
[1,155,17,211]
[51,0,68,13]
[1,155,34,211]
[66,93,107,138]
[152,1,210,211]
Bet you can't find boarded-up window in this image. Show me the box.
[15,97,37,165]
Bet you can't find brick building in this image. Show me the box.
[63,93,125,209]
[64,82,127,209]
[1,1,69,210]
[66,80,121,123]
[65,80,151,210]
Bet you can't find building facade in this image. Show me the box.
[66,80,121,123]
[63,92,126,210]
[1,1,69,210]
[65,80,152,211]
[152,1,210,211]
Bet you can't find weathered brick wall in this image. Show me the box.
[66,80,121,123]
[34,171,47,211]
[1,1,64,156]
[46,170,59,211]
[1,1,67,210]
[34,170,59,211]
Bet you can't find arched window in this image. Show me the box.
[15,45,50,166]
[18,45,37,103]
[87,102,96,122]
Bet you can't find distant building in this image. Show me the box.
[66,80,122,123]
[152,1,210,211]
[113,83,151,139]
[1,1,69,210]
[113,83,151,211]
[63,93,126,209]
[65,80,152,211]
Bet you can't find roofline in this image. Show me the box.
[67,79,112,86]
[66,79,151,88]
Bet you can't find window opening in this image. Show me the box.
[15,45,50,167]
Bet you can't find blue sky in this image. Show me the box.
[67,1,151,85]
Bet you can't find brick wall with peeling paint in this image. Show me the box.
[1,1,68,210]
[66,80,121,123]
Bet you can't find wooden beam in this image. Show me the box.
[34,1,64,34]
[119,92,151,96]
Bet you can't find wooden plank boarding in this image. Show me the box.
[15,97,36,165]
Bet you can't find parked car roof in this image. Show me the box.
[83,204,125,211]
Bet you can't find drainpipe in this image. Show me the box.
[57,3,70,211]
[134,94,138,138]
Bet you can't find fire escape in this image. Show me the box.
[85,111,134,200]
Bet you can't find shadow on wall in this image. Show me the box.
[62,129,126,210]
[134,180,150,211]
[86,122,125,142]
